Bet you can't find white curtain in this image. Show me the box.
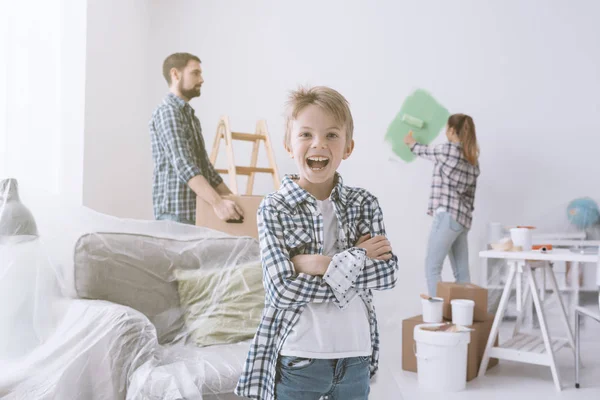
[0,0,86,214]
[0,1,8,178]
[0,0,64,193]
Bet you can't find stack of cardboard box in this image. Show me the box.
[402,282,499,381]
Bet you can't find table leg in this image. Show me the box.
[513,269,531,336]
[479,261,517,377]
[541,263,547,301]
[573,262,580,328]
[575,309,580,389]
[527,264,562,391]
[482,256,489,287]
[546,263,575,350]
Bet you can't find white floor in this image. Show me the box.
[372,303,600,400]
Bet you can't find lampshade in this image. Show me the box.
[0,178,39,237]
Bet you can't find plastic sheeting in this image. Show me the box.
[0,178,407,400]
[0,177,260,399]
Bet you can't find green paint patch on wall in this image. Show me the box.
[385,89,450,162]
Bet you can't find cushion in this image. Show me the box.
[174,260,264,347]
[74,231,260,343]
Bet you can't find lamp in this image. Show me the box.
[0,178,38,237]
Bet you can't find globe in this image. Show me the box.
[567,197,600,229]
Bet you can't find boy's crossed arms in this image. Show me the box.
[259,196,398,311]
[292,234,392,275]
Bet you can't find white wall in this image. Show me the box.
[59,0,87,207]
[83,0,154,219]
[78,0,600,314]
[141,0,600,315]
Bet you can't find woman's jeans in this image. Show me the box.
[425,211,471,296]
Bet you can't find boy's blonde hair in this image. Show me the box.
[284,86,354,148]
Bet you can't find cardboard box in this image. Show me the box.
[195,195,263,239]
[402,314,498,381]
[437,282,488,322]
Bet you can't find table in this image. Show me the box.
[481,243,599,327]
[532,240,600,320]
[478,249,599,391]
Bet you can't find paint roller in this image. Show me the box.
[401,114,425,129]
[386,114,426,164]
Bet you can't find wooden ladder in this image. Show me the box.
[209,115,280,195]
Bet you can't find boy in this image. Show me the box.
[235,86,399,400]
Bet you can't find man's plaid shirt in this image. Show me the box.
[235,174,399,400]
[149,93,223,222]
[410,142,480,229]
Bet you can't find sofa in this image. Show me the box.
[0,215,261,400]
[73,226,261,399]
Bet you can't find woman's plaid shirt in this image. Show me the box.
[410,142,479,229]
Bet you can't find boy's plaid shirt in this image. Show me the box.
[235,174,399,400]
[410,142,480,229]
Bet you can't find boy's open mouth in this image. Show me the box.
[306,156,329,171]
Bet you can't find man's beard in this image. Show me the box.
[179,79,201,99]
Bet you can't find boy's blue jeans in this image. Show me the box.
[425,211,471,296]
[275,355,370,400]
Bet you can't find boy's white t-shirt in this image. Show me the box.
[280,197,372,358]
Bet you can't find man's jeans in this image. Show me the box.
[156,213,195,225]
